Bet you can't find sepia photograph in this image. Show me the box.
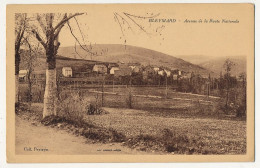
[6,3,254,162]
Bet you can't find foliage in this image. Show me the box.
[57,91,107,120]
[177,78,191,92]
[131,72,143,85]
[215,59,246,117]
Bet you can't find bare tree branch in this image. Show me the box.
[15,19,26,53]
[45,13,54,29]
[74,17,87,45]
[54,23,64,39]
[66,20,96,56]
[54,13,84,31]
[32,29,47,49]
[114,12,134,34]
[123,12,150,35]
[36,14,47,34]
[123,12,160,19]
[114,12,162,39]
[114,13,125,37]
[54,14,67,38]
[15,29,23,52]
[74,42,87,60]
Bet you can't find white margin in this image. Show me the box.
[0,0,258,168]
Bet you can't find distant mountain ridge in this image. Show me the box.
[58,44,214,76]
[180,55,246,77]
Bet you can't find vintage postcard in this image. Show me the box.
[6,4,254,162]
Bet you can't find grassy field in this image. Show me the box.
[19,103,246,154]
[19,84,234,119]
[18,84,246,154]
[56,85,225,119]
[85,107,246,154]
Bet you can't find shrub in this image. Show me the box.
[58,91,108,122]
[86,104,107,115]
[41,115,66,126]
[125,128,196,154]
[57,91,89,124]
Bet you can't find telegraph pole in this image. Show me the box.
[112,76,115,93]
[101,77,104,107]
[165,74,168,98]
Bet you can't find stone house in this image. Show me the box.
[62,67,72,77]
[93,64,108,74]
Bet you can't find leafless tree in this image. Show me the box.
[23,37,42,103]
[15,13,27,106]
[31,13,84,118]
[114,12,161,36]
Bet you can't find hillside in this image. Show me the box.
[179,55,246,77]
[20,53,101,71]
[19,44,215,77]
[58,44,213,76]
[199,56,246,77]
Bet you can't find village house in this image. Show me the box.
[153,67,160,72]
[93,64,108,74]
[62,67,72,77]
[172,69,184,80]
[19,70,28,82]
[172,69,182,76]
[178,70,182,76]
[173,74,178,80]
[158,70,165,76]
[132,66,140,73]
[164,69,171,77]
[181,72,192,79]
[127,63,141,73]
[128,63,140,71]
[129,65,136,70]
[110,67,120,75]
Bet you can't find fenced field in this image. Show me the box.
[19,80,228,119]
[18,81,246,154]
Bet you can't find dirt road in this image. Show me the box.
[15,116,146,155]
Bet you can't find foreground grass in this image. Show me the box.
[85,108,246,154]
[16,103,246,154]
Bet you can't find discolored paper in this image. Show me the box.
[6,3,255,163]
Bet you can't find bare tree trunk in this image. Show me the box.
[26,41,33,103]
[15,53,20,105]
[27,69,32,102]
[15,74,19,103]
[225,77,230,113]
[43,69,57,118]
[31,13,84,118]
[43,29,57,118]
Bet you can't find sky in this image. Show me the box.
[26,4,254,58]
